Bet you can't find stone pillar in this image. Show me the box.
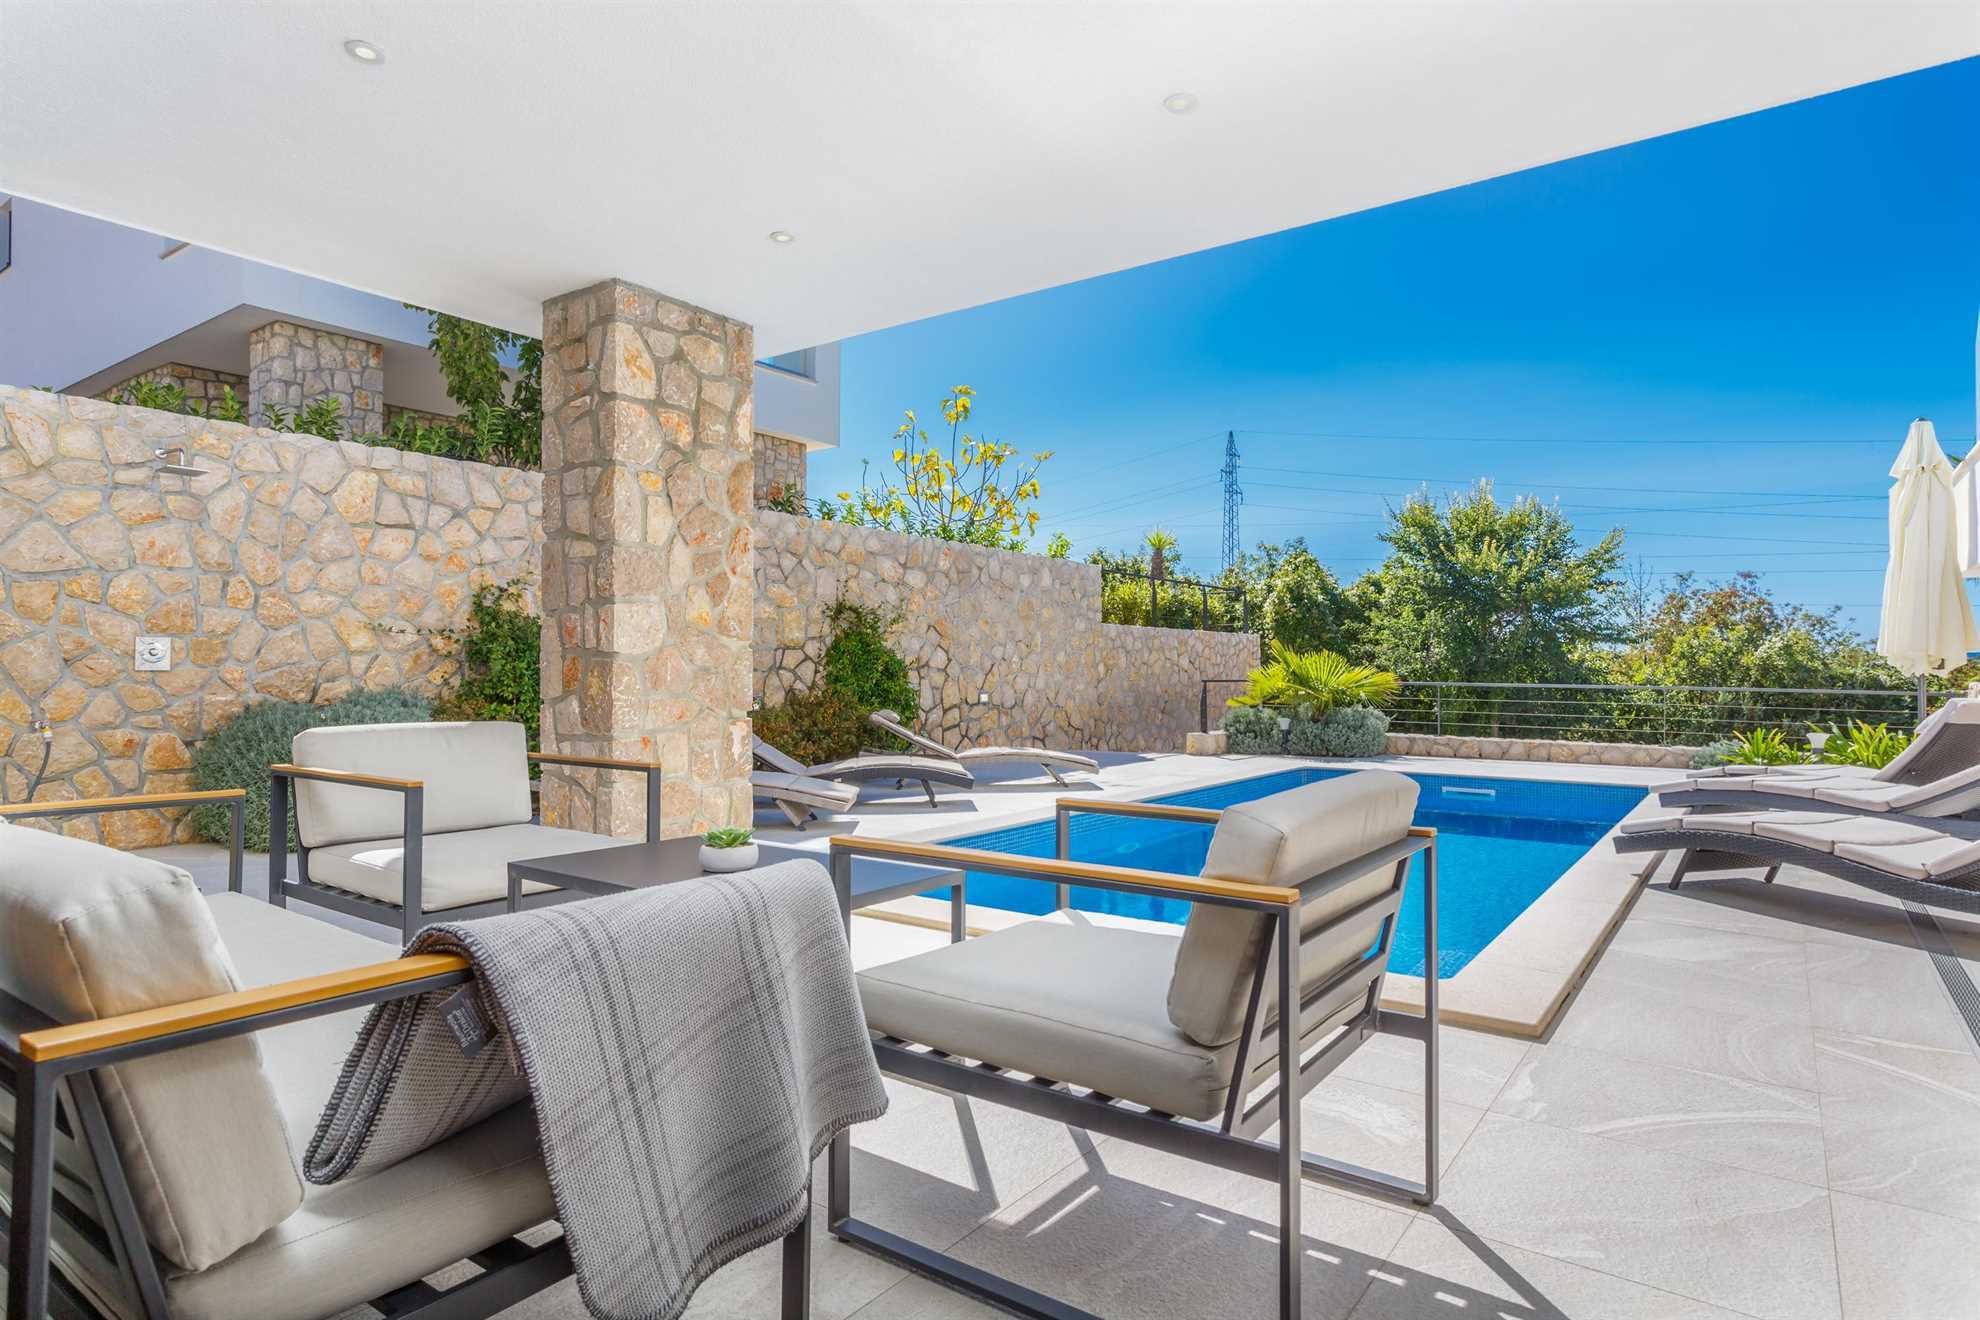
[752,432,807,508]
[537,280,755,838]
[246,320,386,436]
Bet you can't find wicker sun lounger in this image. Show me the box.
[1612,808,1980,913]
[753,735,975,808]
[867,709,1100,785]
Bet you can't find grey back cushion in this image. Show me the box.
[1167,771,1419,1048]
[0,826,301,1271]
[293,721,533,848]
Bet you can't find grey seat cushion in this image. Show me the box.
[1169,771,1419,1048]
[292,721,534,849]
[160,895,554,1320]
[753,770,860,811]
[309,822,627,912]
[859,920,1236,1121]
[0,830,300,1272]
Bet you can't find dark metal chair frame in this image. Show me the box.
[1,789,812,1320]
[269,751,662,941]
[824,797,1440,1320]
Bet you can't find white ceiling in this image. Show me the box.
[2,2,1974,353]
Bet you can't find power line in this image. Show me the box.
[1236,427,1977,447]
[1241,465,1882,501]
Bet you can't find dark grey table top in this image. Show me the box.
[507,836,963,909]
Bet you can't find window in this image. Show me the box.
[757,348,815,379]
[0,199,11,275]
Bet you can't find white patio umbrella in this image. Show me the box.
[1878,418,1980,680]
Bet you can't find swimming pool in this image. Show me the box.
[934,768,1645,978]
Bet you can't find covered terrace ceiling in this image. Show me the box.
[1,1,1974,353]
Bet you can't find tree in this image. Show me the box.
[1145,527,1176,581]
[1605,572,1900,692]
[1362,482,1626,684]
[400,306,545,467]
[818,386,1052,550]
[1259,546,1356,653]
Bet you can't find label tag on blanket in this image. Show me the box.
[439,986,495,1059]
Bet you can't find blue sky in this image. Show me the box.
[816,56,1980,638]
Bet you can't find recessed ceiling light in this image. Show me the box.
[343,39,383,64]
[1161,91,1198,115]
[767,230,795,244]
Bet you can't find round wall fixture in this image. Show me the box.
[1161,91,1198,114]
[768,230,796,244]
[343,39,384,64]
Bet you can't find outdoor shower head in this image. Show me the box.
[153,446,206,478]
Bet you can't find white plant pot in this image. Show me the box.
[699,843,758,874]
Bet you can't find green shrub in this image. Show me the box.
[1322,705,1391,757]
[1820,720,1910,769]
[1221,705,1282,754]
[819,598,918,744]
[1723,728,1804,766]
[189,689,431,851]
[1285,716,1330,757]
[753,685,871,766]
[430,578,540,756]
[1690,738,1739,770]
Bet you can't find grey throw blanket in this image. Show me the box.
[304,859,888,1320]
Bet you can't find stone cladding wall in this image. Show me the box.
[1385,731,1692,769]
[0,387,541,845]
[247,321,386,435]
[97,363,248,409]
[754,512,1260,753]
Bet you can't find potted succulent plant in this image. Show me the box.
[698,826,759,874]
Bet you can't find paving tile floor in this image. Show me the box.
[138,764,1980,1320]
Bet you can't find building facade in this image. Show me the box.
[0,198,840,504]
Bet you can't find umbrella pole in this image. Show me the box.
[1917,673,1929,725]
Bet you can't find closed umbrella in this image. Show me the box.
[1878,418,1980,686]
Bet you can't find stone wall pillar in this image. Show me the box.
[247,320,386,435]
[752,432,807,508]
[537,280,755,838]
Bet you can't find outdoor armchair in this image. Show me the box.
[270,721,661,940]
[0,817,816,1320]
[866,708,1100,784]
[822,771,1439,1320]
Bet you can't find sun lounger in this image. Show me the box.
[866,708,1100,784]
[754,768,859,828]
[1666,697,1980,796]
[1613,808,1980,912]
[752,735,974,808]
[822,772,1439,1320]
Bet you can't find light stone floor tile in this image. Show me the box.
[1438,1115,1841,1320]
[1348,1211,1758,1320]
[1812,1029,1980,1099]
[1492,1041,1827,1185]
[1603,916,1809,977]
[1330,1024,1531,1111]
[940,1136,1415,1320]
[847,1275,1005,1318]
[1805,975,1970,1050]
[1818,1060,1980,1225]
[1799,938,1950,994]
[1571,944,1812,1028]
[1829,1191,1980,1320]
[1549,985,1820,1092]
[1296,1076,1488,1183]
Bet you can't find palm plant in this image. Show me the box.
[1230,642,1400,713]
[1145,527,1177,581]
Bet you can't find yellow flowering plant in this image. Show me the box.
[819,387,1052,550]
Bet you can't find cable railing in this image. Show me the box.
[1200,678,1936,745]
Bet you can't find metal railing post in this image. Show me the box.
[1434,687,1442,736]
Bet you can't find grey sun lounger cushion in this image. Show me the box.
[1663,698,1980,796]
[753,770,859,811]
[751,735,975,787]
[1620,810,1980,882]
[867,709,1099,777]
[1658,763,1980,818]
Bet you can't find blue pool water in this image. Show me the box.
[935,769,1644,978]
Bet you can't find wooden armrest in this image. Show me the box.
[1408,826,1437,839]
[18,953,469,1063]
[0,788,246,819]
[528,751,662,773]
[270,763,422,791]
[830,835,1300,907]
[1055,798,1223,825]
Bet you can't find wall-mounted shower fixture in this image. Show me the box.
[154,446,207,478]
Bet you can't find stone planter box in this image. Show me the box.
[1184,730,1228,756]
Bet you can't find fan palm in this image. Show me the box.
[1231,642,1400,713]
